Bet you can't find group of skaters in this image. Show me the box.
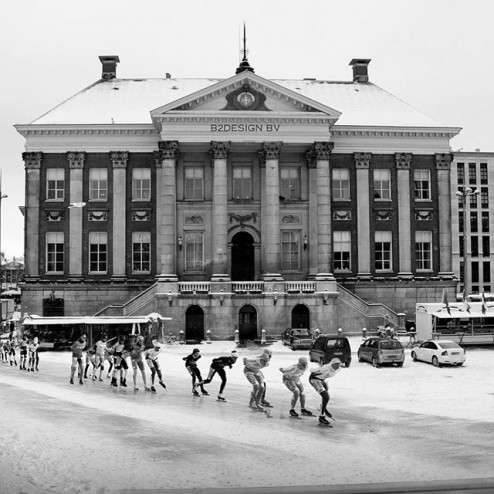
[0,331,40,372]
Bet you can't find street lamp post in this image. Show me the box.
[0,171,8,328]
[456,187,480,297]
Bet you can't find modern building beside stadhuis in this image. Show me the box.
[15,53,461,340]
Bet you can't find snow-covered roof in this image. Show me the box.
[30,77,443,128]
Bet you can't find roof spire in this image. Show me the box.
[236,23,254,74]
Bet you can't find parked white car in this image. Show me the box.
[411,340,466,367]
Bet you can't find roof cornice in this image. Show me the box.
[15,123,158,138]
[332,125,462,139]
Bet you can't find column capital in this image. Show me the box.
[22,152,43,169]
[354,152,372,169]
[109,151,129,169]
[262,141,283,160]
[435,153,453,171]
[209,141,231,162]
[67,152,86,169]
[305,149,317,169]
[311,141,334,161]
[395,152,412,169]
[158,140,180,160]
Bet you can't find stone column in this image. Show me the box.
[311,142,334,279]
[22,152,43,280]
[436,153,454,278]
[111,151,128,281]
[355,153,372,279]
[396,153,413,278]
[210,141,230,281]
[305,150,318,279]
[67,152,85,280]
[261,142,283,280]
[156,141,179,281]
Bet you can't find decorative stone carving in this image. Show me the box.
[435,153,453,171]
[262,142,282,160]
[354,152,372,169]
[88,211,108,222]
[333,210,352,221]
[415,210,433,221]
[376,210,392,221]
[22,152,43,169]
[313,142,334,161]
[45,210,65,222]
[132,210,151,222]
[282,215,300,224]
[210,141,231,161]
[67,152,86,169]
[221,83,271,111]
[185,215,204,225]
[305,149,317,169]
[158,141,179,160]
[109,151,129,168]
[229,212,257,225]
[395,153,412,169]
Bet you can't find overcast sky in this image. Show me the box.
[1,0,493,259]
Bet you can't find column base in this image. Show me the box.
[315,273,335,281]
[155,274,178,282]
[211,274,231,282]
[263,273,284,281]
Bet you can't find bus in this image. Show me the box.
[415,302,494,345]
[21,314,171,350]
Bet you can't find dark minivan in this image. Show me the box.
[309,335,352,367]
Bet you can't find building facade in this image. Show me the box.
[16,56,460,339]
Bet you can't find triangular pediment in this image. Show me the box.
[150,72,342,121]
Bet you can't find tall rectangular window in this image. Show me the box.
[481,187,489,208]
[483,236,490,256]
[480,163,487,184]
[471,212,478,233]
[482,212,489,232]
[483,261,491,283]
[132,168,151,201]
[89,168,108,201]
[373,169,391,200]
[46,232,64,273]
[457,163,464,184]
[132,232,151,273]
[281,231,300,271]
[232,168,252,200]
[472,261,479,284]
[184,232,204,271]
[333,231,351,271]
[332,168,350,200]
[471,236,479,257]
[280,168,300,200]
[414,170,431,200]
[415,231,432,271]
[375,231,392,272]
[468,163,476,184]
[89,232,107,273]
[46,169,65,201]
[184,167,204,200]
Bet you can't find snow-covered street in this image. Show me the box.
[1,337,494,494]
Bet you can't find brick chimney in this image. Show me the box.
[99,55,120,80]
[349,59,371,83]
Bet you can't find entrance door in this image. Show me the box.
[291,304,310,329]
[185,306,204,342]
[43,296,64,317]
[231,232,254,281]
[239,305,257,340]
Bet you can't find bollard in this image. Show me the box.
[179,330,185,344]
[206,330,212,344]
[234,329,239,344]
[362,327,367,339]
[261,328,266,345]
[337,327,343,335]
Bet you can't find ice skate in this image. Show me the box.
[252,402,264,411]
[301,409,314,417]
[98,377,104,382]
[193,390,200,397]
[150,386,156,393]
[120,378,127,387]
[217,395,227,402]
[318,416,332,427]
[144,386,151,391]
[201,390,210,396]
[324,409,335,421]
[70,378,74,385]
[134,386,139,391]
[111,377,118,387]
[261,400,273,408]
[159,381,166,390]
[79,378,84,385]
[289,409,300,418]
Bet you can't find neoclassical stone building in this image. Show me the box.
[16,54,460,339]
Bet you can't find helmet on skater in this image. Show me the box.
[298,357,308,369]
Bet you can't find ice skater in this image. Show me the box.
[93,334,108,381]
[243,352,270,410]
[19,335,29,370]
[308,357,342,426]
[8,332,18,366]
[196,350,238,402]
[109,335,128,387]
[130,335,150,391]
[28,336,40,372]
[144,341,167,392]
[70,334,87,385]
[279,356,313,418]
[84,348,96,379]
[183,348,208,396]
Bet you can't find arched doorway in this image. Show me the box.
[185,305,204,342]
[239,304,257,341]
[291,304,310,329]
[231,231,254,281]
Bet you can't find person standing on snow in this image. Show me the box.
[70,334,87,385]
[279,356,314,418]
[183,348,208,396]
[196,350,238,402]
[308,357,342,426]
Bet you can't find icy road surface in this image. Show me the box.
[1,337,494,494]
